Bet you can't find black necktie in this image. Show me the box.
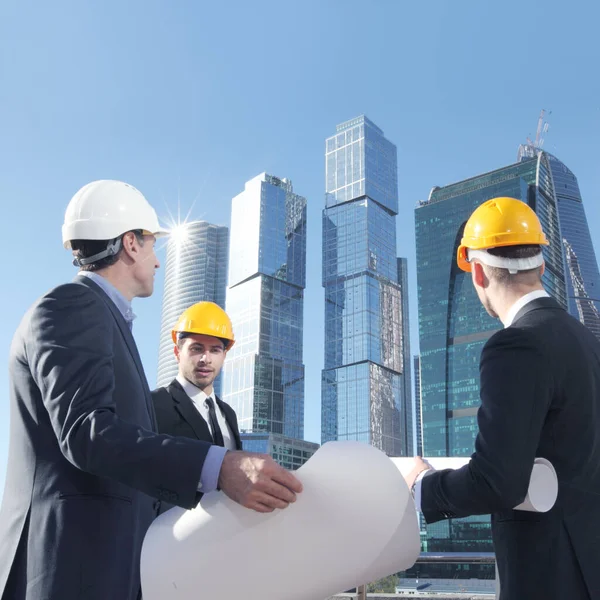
[205,397,225,447]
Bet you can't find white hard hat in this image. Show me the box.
[62,180,169,249]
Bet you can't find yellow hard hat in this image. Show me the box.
[457,197,549,272]
[171,302,235,350]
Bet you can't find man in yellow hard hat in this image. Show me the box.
[403,197,600,599]
[152,302,243,467]
[152,302,302,513]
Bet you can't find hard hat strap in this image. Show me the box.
[467,249,544,275]
[72,238,122,267]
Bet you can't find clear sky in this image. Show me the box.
[1,0,599,497]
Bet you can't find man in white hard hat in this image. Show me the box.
[0,180,302,600]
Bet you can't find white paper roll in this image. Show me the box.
[513,458,558,512]
[141,441,421,600]
[392,456,558,513]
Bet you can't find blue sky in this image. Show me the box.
[1,0,599,496]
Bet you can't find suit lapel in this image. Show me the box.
[75,275,157,430]
[217,397,243,450]
[169,380,213,442]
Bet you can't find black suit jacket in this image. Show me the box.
[0,276,212,600]
[421,297,600,599]
[152,379,243,450]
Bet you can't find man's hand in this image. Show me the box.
[218,451,303,513]
[404,456,433,490]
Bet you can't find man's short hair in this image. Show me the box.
[71,230,145,272]
[176,332,228,350]
[485,244,543,284]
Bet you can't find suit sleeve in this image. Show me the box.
[151,388,172,435]
[421,326,553,523]
[27,284,211,509]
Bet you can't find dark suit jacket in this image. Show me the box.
[421,297,600,599]
[152,379,243,450]
[0,275,213,600]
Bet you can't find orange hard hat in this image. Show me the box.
[457,197,548,272]
[171,302,235,350]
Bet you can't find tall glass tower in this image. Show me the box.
[413,153,567,578]
[414,355,422,456]
[519,145,600,339]
[223,173,306,440]
[156,221,229,392]
[398,257,413,456]
[321,115,409,456]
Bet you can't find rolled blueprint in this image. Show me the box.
[392,456,558,513]
[513,458,557,512]
[141,441,421,600]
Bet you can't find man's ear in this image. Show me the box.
[472,261,487,289]
[173,344,181,363]
[540,261,546,276]
[121,231,141,261]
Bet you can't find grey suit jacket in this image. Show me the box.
[421,298,600,599]
[0,275,212,600]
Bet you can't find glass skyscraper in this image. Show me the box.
[413,153,567,578]
[223,173,306,440]
[156,221,229,393]
[519,145,600,339]
[321,115,410,456]
[398,258,413,456]
[414,355,422,457]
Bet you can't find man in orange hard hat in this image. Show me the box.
[403,197,600,599]
[153,302,297,513]
[153,302,242,452]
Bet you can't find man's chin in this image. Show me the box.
[137,285,153,299]
[191,376,213,388]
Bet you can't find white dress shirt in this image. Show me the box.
[413,288,550,510]
[176,375,236,451]
[501,289,549,327]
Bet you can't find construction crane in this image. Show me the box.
[519,109,551,162]
[526,109,551,149]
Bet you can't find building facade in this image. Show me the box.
[413,153,567,577]
[519,145,600,339]
[156,221,229,393]
[321,115,410,457]
[398,258,413,456]
[223,173,306,440]
[241,433,319,470]
[413,355,422,456]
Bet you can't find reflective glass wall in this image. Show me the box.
[520,147,600,338]
[156,221,229,393]
[322,116,410,456]
[223,174,306,439]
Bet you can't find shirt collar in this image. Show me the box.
[502,289,550,328]
[80,271,137,326]
[176,375,214,404]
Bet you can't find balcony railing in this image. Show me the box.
[356,552,499,599]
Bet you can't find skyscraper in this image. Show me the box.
[413,355,422,457]
[414,153,566,577]
[321,115,410,456]
[519,144,600,339]
[398,258,413,456]
[223,172,307,440]
[156,221,229,392]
